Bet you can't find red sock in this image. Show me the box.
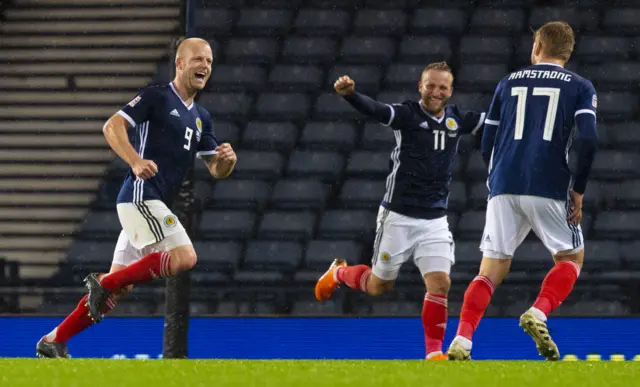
[533,261,580,316]
[336,265,371,292]
[48,293,118,343]
[456,275,495,341]
[100,251,172,291]
[423,293,448,357]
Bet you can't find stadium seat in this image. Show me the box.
[464,151,489,181]
[280,36,338,64]
[286,150,344,180]
[243,240,303,272]
[233,270,286,285]
[345,151,390,178]
[352,9,407,36]
[206,180,272,210]
[304,239,364,270]
[447,181,466,212]
[456,211,485,240]
[592,211,640,240]
[197,210,256,240]
[224,37,280,65]
[193,240,243,273]
[583,241,622,271]
[339,179,385,209]
[193,8,236,36]
[255,93,310,120]
[326,65,382,93]
[602,8,640,34]
[209,64,266,92]
[468,8,525,34]
[268,65,324,91]
[234,9,293,36]
[606,122,640,150]
[232,150,284,180]
[397,36,452,63]
[313,92,361,119]
[293,8,350,37]
[258,211,317,241]
[338,37,396,64]
[467,182,489,210]
[604,180,640,210]
[212,121,241,144]
[575,37,630,63]
[580,62,640,91]
[66,241,115,266]
[597,92,638,121]
[456,64,508,92]
[620,241,640,269]
[299,121,357,151]
[242,121,298,151]
[592,151,640,179]
[361,123,396,151]
[449,93,492,114]
[410,9,466,35]
[198,93,252,119]
[383,63,425,90]
[317,210,376,241]
[458,36,513,64]
[270,179,327,210]
[77,211,121,240]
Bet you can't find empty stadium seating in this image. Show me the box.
[3,0,640,317]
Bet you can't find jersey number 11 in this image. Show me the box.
[511,86,560,142]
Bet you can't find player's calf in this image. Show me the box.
[422,270,450,359]
[528,249,583,320]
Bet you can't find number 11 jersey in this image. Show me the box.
[116,82,219,207]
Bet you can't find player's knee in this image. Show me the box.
[554,248,584,267]
[366,274,393,296]
[424,272,451,296]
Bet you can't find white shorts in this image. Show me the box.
[480,194,584,259]
[371,207,455,281]
[112,229,191,267]
[112,200,192,266]
[116,200,186,250]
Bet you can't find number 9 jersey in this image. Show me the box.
[115,82,219,208]
[483,62,597,201]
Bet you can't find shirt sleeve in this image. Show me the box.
[575,80,597,119]
[459,110,487,135]
[387,102,415,129]
[116,88,158,128]
[196,113,219,159]
[481,80,503,166]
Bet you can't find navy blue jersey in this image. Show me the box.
[116,83,218,207]
[483,63,597,200]
[382,101,485,219]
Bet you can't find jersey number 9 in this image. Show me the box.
[184,127,193,150]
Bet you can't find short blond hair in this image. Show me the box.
[535,21,575,62]
[422,61,453,80]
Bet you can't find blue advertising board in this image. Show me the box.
[3,317,639,360]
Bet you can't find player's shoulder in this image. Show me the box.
[139,83,171,97]
[194,103,213,121]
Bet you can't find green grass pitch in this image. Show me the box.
[2,359,638,387]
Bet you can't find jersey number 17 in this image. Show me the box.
[511,86,560,142]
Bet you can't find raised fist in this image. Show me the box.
[334,75,355,96]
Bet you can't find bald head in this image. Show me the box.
[176,37,212,61]
[174,37,213,93]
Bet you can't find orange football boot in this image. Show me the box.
[426,353,448,361]
[314,258,347,301]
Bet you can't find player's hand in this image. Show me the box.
[131,159,158,180]
[216,143,237,164]
[568,190,583,225]
[334,75,355,96]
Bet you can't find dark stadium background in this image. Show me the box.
[0,0,638,360]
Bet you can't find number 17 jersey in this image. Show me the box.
[484,63,597,201]
[116,82,219,207]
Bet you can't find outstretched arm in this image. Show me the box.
[335,75,393,125]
